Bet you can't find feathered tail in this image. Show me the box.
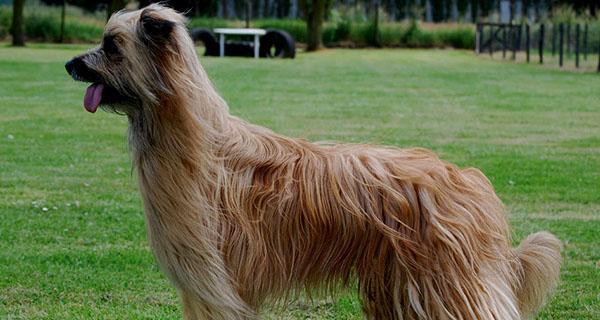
[513,231,562,318]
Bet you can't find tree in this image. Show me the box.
[11,0,25,46]
[299,0,332,51]
[60,0,66,43]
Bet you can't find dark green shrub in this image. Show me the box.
[0,6,11,38]
[401,21,434,48]
[347,22,369,46]
[434,28,475,49]
[255,19,307,43]
[322,19,352,44]
[188,17,230,30]
[321,24,336,44]
[364,19,379,46]
[378,23,406,47]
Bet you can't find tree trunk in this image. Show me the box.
[60,0,66,43]
[289,0,298,19]
[258,0,265,18]
[300,0,327,51]
[226,0,237,19]
[11,0,25,46]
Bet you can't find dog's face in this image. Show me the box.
[65,5,185,114]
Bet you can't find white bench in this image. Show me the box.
[213,28,267,59]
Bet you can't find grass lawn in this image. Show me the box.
[1,44,599,319]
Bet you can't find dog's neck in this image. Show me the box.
[127,47,234,224]
[127,56,230,162]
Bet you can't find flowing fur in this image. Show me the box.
[71,5,562,319]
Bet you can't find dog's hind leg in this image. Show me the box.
[357,243,410,320]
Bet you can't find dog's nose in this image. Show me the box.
[65,59,76,75]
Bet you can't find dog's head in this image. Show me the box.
[65,4,188,114]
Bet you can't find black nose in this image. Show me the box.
[65,59,75,75]
[65,58,87,76]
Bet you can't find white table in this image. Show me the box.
[213,28,267,59]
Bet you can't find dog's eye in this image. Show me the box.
[103,36,119,55]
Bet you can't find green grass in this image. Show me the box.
[1,45,599,319]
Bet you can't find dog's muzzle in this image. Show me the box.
[65,57,102,83]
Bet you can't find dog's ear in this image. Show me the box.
[139,9,175,45]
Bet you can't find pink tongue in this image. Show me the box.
[83,83,104,113]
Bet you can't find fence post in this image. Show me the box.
[511,25,518,60]
[575,24,580,68]
[559,24,564,67]
[552,24,556,56]
[518,24,523,50]
[490,25,494,56]
[502,26,507,58]
[526,24,530,63]
[566,24,571,56]
[539,24,545,64]
[476,23,481,54]
[584,24,588,61]
[244,0,250,28]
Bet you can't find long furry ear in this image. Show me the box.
[139,8,175,45]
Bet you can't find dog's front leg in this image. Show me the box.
[179,289,256,320]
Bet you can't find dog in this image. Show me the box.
[65,5,561,319]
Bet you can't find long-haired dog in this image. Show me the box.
[66,5,561,319]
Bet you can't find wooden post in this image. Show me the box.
[539,24,545,64]
[526,24,530,63]
[559,23,564,67]
[490,25,494,56]
[60,0,66,43]
[518,24,523,50]
[597,32,600,72]
[373,0,380,47]
[244,0,250,28]
[11,0,25,46]
[512,25,518,60]
[551,24,556,56]
[584,24,588,61]
[502,26,507,58]
[476,23,482,54]
[575,24,580,68]
[566,24,571,56]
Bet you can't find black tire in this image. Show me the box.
[260,29,296,59]
[190,28,219,56]
[224,41,255,57]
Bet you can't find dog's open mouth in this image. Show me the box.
[65,58,130,113]
[81,83,128,113]
[84,83,104,113]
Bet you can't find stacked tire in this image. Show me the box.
[190,28,219,56]
[260,29,295,59]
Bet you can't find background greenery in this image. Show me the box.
[2,2,600,50]
[0,2,476,48]
[1,45,599,319]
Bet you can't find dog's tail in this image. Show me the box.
[512,231,562,318]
